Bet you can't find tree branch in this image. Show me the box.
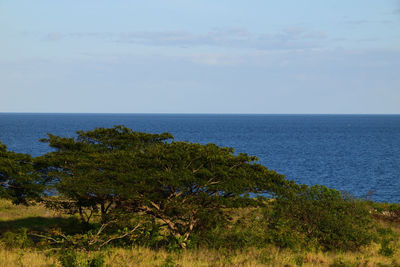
[98,223,141,248]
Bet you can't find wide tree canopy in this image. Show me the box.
[36,126,293,247]
[121,140,292,245]
[36,126,174,222]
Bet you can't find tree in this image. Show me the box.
[0,141,42,204]
[36,126,173,223]
[38,126,292,247]
[123,141,291,247]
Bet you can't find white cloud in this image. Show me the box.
[40,27,327,51]
[44,32,64,41]
[188,53,242,66]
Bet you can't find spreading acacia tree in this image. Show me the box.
[123,141,292,247]
[37,126,292,247]
[35,126,173,223]
[0,141,42,204]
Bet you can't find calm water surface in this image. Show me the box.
[0,113,399,202]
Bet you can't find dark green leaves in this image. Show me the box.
[270,185,374,250]
[0,141,43,204]
[37,126,290,246]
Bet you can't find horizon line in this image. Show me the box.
[1,112,400,116]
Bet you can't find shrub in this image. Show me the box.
[189,207,271,249]
[133,218,169,249]
[58,250,78,267]
[269,185,375,251]
[379,238,395,257]
[376,227,398,257]
[294,254,305,266]
[58,250,105,267]
[88,253,105,267]
[0,228,33,248]
[161,255,176,267]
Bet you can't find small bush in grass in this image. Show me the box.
[379,238,395,257]
[377,227,395,237]
[133,218,169,249]
[294,254,305,266]
[269,185,375,251]
[58,250,105,267]
[258,252,273,265]
[88,253,105,267]
[331,257,348,267]
[161,255,176,267]
[59,250,78,267]
[189,208,271,250]
[0,228,33,248]
[377,226,398,257]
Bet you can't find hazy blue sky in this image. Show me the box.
[1,0,399,113]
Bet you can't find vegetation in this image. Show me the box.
[35,126,292,248]
[269,185,375,251]
[0,199,399,266]
[0,141,43,204]
[0,126,399,266]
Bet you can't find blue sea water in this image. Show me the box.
[0,113,399,203]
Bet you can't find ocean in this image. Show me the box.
[0,113,399,203]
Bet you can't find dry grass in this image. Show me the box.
[0,249,58,267]
[0,246,399,267]
[0,199,400,266]
[0,199,55,221]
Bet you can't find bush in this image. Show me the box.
[379,238,395,257]
[133,219,169,249]
[58,250,78,267]
[0,228,33,248]
[58,250,105,267]
[161,255,176,267]
[269,185,375,251]
[376,227,397,257]
[188,207,271,250]
[88,253,105,267]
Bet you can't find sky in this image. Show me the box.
[1,0,400,114]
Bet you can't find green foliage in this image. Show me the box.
[88,253,105,267]
[59,250,78,267]
[36,126,174,224]
[58,250,105,267]
[0,141,43,204]
[130,141,290,246]
[377,227,395,237]
[190,208,271,250]
[257,251,273,265]
[376,227,398,257]
[294,254,305,266]
[37,126,291,248]
[161,255,176,267]
[0,126,382,253]
[133,219,169,249]
[379,238,395,257]
[269,185,375,251]
[372,202,400,213]
[331,257,350,267]
[0,227,32,248]
[370,202,400,223]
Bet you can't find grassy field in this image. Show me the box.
[0,199,400,267]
